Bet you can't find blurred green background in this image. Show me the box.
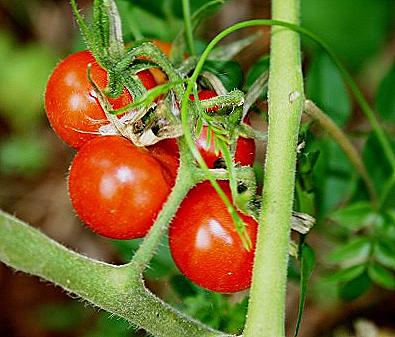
[0,0,394,336]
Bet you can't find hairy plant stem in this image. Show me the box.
[244,0,304,336]
[129,138,195,273]
[0,210,230,337]
[304,100,378,207]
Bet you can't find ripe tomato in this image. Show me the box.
[45,50,157,149]
[152,39,173,57]
[68,135,176,239]
[169,181,257,293]
[192,90,256,168]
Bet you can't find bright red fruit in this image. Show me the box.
[192,90,256,168]
[68,136,175,239]
[169,181,257,293]
[45,50,156,149]
[196,125,256,168]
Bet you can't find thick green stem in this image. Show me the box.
[0,210,231,337]
[244,0,303,336]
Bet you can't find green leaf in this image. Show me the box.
[37,303,87,331]
[301,0,395,71]
[245,55,270,99]
[112,238,176,279]
[172,0,223,64]
[338,271,371,301]
[180,290,247,334]
[326,265,365,283]
[374,241,395,271]
[294,244,315,337]
[125,5,183,41]
[305,52,351,126]
[210,32,261,61]
[121,0,222,19]
[368,264,395,290]
[330,202,376,231]
[202,60,243,91]
[83,312,135,337]
[376,62,395,122]
[363,133,395,207]
[328,237,371,265]
[307,136,355,218]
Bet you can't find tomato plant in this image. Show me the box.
[45,50,157,148]
[2,0,395,336]
[68,135,176,239]
[192,90,256,168]
[169,181,257,293]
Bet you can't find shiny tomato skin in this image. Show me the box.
[196,126,256,168]
[149,138,180,186]
[192,90,256,167]
[68,136,172,239]
[45,50,156,149]
[169,181,257,293]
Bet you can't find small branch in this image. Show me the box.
[130,142,195,273]
[0,210,231,337]
[304,100,378,207]
[182,0,196,56]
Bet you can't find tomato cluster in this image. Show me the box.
[45,48,257,293]
[46,50,178,239]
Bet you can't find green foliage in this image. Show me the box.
[367,264,395,290]
[301,0,395,71]
[363,133,395,207]
[0,136,49,176]
[245,55,270,99]
[306,52,351,126]
[328,237,371,265]
[338,271,371,301]
[202,60,243,91]
[0,31,56,177]
[294,243,315,337]
[83,313,137,337]
[329,202,376,232]
[37,302,138,337]
[37,303,88,331]
[0,32,56,131]
[376,62,395,122]
[295,145,319,214]
[112,238,177,279]
[117,0,224,42]
[308,136,355,219]
[119,0,223,20]
[178,287,248,334]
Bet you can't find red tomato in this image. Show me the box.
[149,138,180,185]
[191,90,256,168]
[68,136,174,239]
[169,181,257,293]
[45,50,157,149]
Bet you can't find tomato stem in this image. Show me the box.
[0,210,228,337]
[182,0,196,56]
[130,140,195,273]
[244,0,304,336]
